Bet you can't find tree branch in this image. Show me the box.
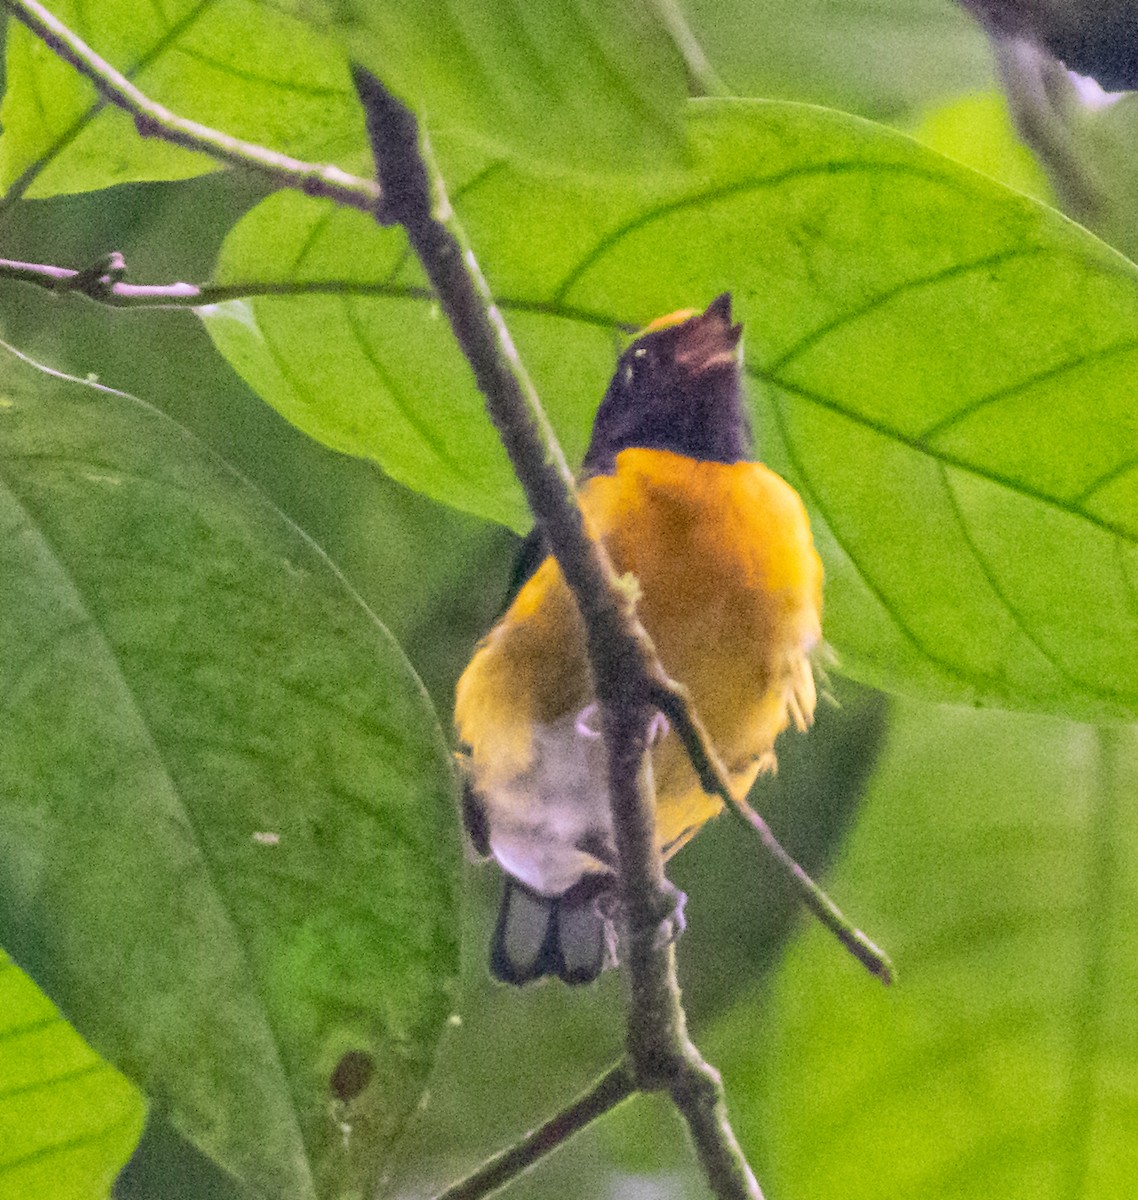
[0,257,639,342]
[991,34,1108,225]
[671,1049,763,1199]
[0,254,433,309]
[650,679,894,984]
[352,65,763,1200]
[434,1062,635,1200]
[2,0,380,214]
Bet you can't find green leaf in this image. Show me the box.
[0,341,460,1198]
[911,90,1052,201]
[200,191,538,532]
[0,0,364,200]
[709,701,1138,1200]
[1060,91,1138,266]
[682,0,993,120]
[300,0,688,171]
[0,951,144,1200]
[205,99,1138,721]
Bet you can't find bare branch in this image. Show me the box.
[671,1049,763,1200]
[0,253,434,310]
[2,0,380,214]
[434,1062,635,1200]
[992,34,1109,225]
[649,679,894,985]
[352,65,764,1200]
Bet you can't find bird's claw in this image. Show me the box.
[652,881,687,950]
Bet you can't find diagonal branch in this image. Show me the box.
[990,33,1107,227]
[649,678,894,984]
[2,0,380,214]
[351,65,763,1200]
[434,1061,635,1200]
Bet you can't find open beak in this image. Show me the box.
[675,292,743,375]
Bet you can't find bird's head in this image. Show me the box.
[583,293,750,475]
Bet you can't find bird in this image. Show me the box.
[454,293,823,984]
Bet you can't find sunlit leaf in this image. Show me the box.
[911,90,1051,200]
[0,341,460,1199]
[299,0,688,171]
[710,701,1138,1200]
[205,100,1138,721]
[0,952,144,1200]
[0,0,364,200]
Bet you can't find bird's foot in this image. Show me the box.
[647,710,670,746]
[651,880,687,950]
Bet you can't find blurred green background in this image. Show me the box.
[3,1,1138,1198]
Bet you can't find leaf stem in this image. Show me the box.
[1,0,381,214]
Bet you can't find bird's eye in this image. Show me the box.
[623,345,652,387]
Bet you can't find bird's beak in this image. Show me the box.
[675,292,743,375]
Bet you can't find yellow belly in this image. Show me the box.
[454,447,822,869]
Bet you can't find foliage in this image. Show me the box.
[0,1,1136,1199]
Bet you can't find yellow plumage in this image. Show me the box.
[455,445,822,856]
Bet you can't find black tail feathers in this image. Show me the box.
[491,876,614,985]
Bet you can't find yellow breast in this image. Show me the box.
[454,447,822,856]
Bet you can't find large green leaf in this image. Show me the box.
[683,0,993,120]
[299,0,688,171]
[0,0,364,201]
[0,341,460,1198]
[204,99,1138,722]
[0,952,144,1200]
[710,701,1138,1199]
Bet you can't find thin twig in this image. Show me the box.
[2,0,380,214]
[0,254,431,309]
[649,0,730,97]
[435,1062,636,1200]
[992,34,1108,225]
[650,679,894,984]
[671,1048,763,1199]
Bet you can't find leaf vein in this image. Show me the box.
[342,296,471,476]
[757,368,1138,548]
[0,466,310,1173]
[767,392,993,695]
[0,0,218,212]
[768,246,1045,374]
[938,462,1115,702]
[919,337,1138,444]
[551,159,984,304]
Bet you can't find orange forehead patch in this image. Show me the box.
[641,307,701,334]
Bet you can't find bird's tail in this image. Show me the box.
[490,876,613,985]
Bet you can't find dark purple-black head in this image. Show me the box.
[582,293,751,477]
